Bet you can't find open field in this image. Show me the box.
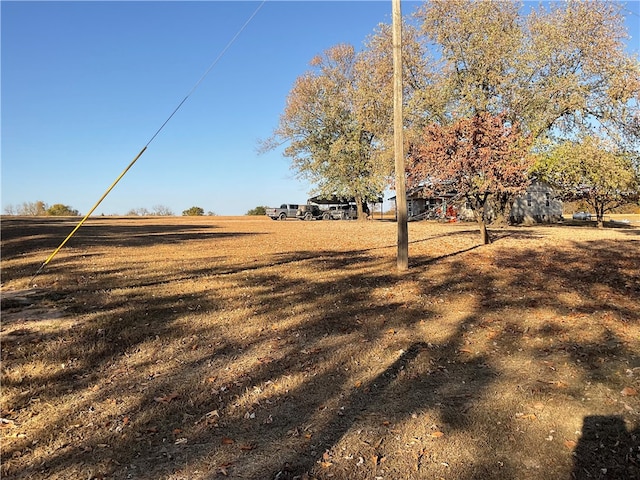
[1,216,639,480]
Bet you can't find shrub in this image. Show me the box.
[182,206,204,216]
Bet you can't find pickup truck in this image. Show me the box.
[265,204,300,220]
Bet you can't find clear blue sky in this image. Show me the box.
[2,1,639,216]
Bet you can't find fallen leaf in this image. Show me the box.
[154,392,180,404]
[458,348,473,354]
[564,440,576,450]
[621,386,638,397]
[222,437,235,445]
[515,413,537,420]
[320,461,332,468]
[431,431,444,438]
[239,443,255,451]
[0,418,16,429]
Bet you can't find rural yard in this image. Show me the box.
[1,216,639,480]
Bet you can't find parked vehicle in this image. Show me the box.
[265,204,299,220]
[295,204,324,220]
[572,211,592,220]
[328,204,358,220]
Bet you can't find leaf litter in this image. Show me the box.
[0,216,638,479]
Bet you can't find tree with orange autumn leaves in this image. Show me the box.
[407,112,533,244]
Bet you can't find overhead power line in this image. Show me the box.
[30,0,267,285]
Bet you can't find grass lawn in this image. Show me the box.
[1,216,639,479]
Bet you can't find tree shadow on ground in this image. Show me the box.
[0,217,259,260]
[1,220,639,479]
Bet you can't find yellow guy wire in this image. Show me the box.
[30,146,147,284]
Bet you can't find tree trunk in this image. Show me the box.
[355,196,366,221]
[478,218,492,245]
[595,204,604,228]
[470,193,492,244]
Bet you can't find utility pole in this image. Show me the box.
[393,0,408,271]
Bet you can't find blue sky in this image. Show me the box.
[2,1,639,216]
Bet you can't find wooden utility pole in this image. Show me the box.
[393,0,408,271]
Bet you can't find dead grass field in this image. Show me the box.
[1,216,639,480]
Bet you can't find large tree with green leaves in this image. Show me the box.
[182,206,204,216]
[46,204,80,216]
[262,44,390,220]
[534,136,640,228]
[415,0,639,144]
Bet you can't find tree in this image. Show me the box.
[415,0,639,146]
[246,206,267,216]
[15,201,48,216]
[534,136,640,228]
[126,207,150,216]
[151,205,174,216]
[182,206,204,216]
[46,204,80,216]
[408,112,533,244]
[262,44,391,221]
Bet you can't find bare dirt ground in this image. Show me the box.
[1,216,639,480]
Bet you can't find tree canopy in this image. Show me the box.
[415,0,639,146]
[262,44,391,220]
[46,204,80,216]
[182,206,205,216]
[408,112,533,243]
[534,136,640,227]
[246,206,267,216]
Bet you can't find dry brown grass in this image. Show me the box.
[1,216,639,480]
